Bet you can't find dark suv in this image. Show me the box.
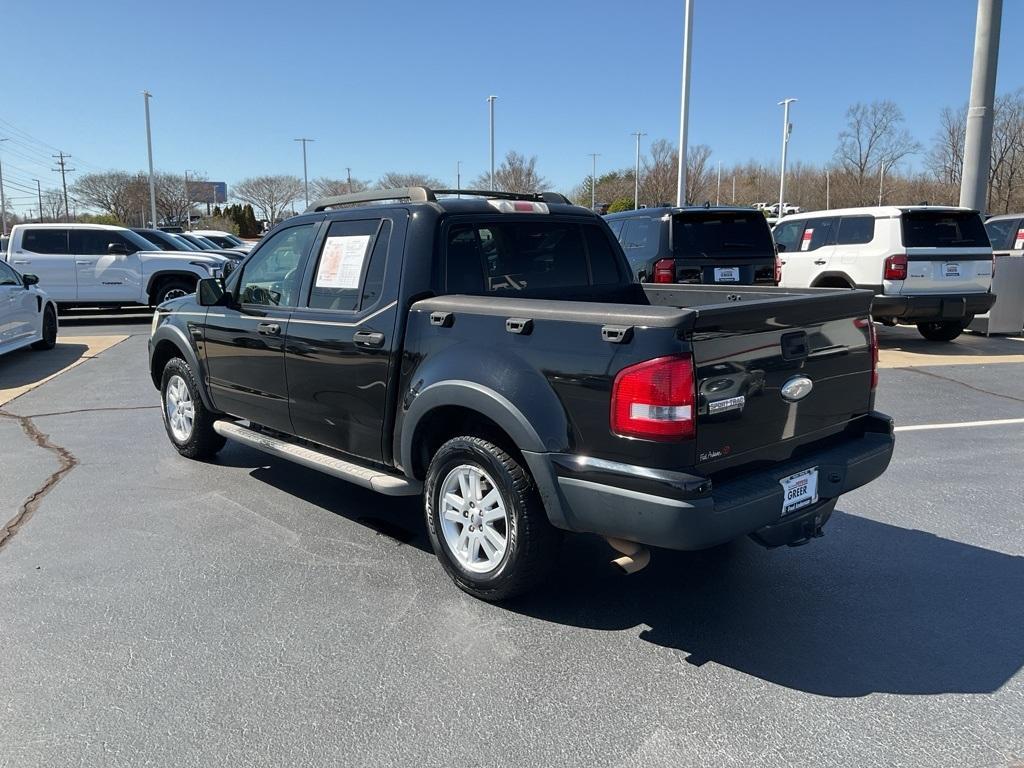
[605,206,779,285]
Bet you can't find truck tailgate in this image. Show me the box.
[647,285,876,469]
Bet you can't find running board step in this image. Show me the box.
[213,420,421,497]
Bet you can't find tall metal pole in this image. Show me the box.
[825,168,831,209]
[631,130,646,210]
[959,0,1002,211]
[878,162,885,206]
[487,95,497,189]
[456,160,462,196]
[716,161,721,205]
[676,0,694,207]
[294,138,313,208]
[587,153,600,210]
[0,138,7,236]
[777,98,797,219]
[143,91,157,227]
[731,175,736,203]
[183,170,190,230]
[346,167,352,193]
[51,152,73,222]
[34,179,43,222]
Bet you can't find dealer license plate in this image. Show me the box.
[944,263,961,278]
[714,267,739,282]
[780,467,819,516]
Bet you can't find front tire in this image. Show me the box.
[152,277,197,306]
[916,321,964,342]
[31,305,57,350]
[160,357,226,460]
[425,436,560,601]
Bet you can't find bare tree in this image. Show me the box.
[310,176,369,199]
[834,101,921,204]
[926,107,966,186]
[155,172,203,226]
[233,175,303,225]
[989,88,1024,214]
[471,151,548,193]
[376,172,444,189]
[71,171,146,224]
[638,139,677,206]
[41,188,66,221]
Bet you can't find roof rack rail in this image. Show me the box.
[306,187,573,212]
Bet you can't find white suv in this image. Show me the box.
[773,206,995,341]
[5,224,230,306]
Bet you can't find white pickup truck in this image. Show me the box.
[4,223,230,306]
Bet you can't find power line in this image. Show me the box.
[52,153,74,222]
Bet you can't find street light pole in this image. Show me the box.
[716,161,722,205]
[456,160,462,196]
[676,0,694,207]
[0,138,7,236]
[34,179,43,223]
[825,168,831,209]
[587,153,600,210]
[487,95,497,189]
[878,162,886,206]
[294,138,314,208]
[960,0,1002,211]
[631,130,646,209]
[777,98,797,220]
[143,91,157,227]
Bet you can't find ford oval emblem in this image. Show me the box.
[781,375,814,402]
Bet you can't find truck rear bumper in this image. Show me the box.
[523,412,894,551]
[871,292,995,322]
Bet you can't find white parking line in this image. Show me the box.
[895,417,1024,432]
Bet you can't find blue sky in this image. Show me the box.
[1,0,1021,211]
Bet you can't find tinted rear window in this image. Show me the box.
[22,228,69,254]
[984,218,1020,250]
[445,220,624,296]
[672,212,774,258]
[901,211,989,248]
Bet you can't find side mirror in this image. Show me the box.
[108,242,130,255]
[775,243,787,253]
[197,276,227,306]
[22,273,39,287]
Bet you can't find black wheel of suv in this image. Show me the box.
[160,357,226,460]
[31,305,57,350]
[916,321,965,342]
[152,278,196,306]
[424,436,561,602]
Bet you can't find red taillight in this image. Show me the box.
[856,318,879,391]
[883,254,908,281]
[611,356,695,441]
[773,254,782,284]
[653,258,675,283]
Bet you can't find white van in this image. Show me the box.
[5,224,229,306]
[773,206,995,341]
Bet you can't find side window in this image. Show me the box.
[237,223,317,308]
[772,220,804,253]
[985,218,1018,250]
[359,221,392,309]
[0,261,21,286]
[836,216,875,246]
[621,217,660,272]
[307,218,387,312]
[606,219,625,240]
[800,217,837,251]
[70,230,116,255]
[21,229,69,255]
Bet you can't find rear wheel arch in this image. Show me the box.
[811,272,856,289]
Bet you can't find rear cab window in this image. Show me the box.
[673,211,775,258]
[444,218,625,297]
[901,210,989,248]
[984,218,1021,251]
[836,216,875,245]
[21,228,69,254]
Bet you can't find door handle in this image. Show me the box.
[257,322,281,336]
[353,330,385,348]
[813,259,827,265]
[75,260,92,265]
[12,260,30,265]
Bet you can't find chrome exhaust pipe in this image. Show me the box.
[605,537,651,575]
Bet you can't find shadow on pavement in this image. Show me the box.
[508,511,1024,697]
[209,442,1024,698]
[0,342,89,390]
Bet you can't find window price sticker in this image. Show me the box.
[315,235,371,289]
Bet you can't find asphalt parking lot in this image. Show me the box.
[1,314,1022,768]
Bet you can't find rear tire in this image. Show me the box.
[160,357,226,460]
[152,277,197,306]
[424,436,560,601]
[916,321,964,342]
[31,305,57,350]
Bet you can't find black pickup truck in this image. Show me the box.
[149,187,894,601]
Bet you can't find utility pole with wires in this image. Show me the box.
[34,179,43,223]
[52,152,74,222]
[0,138,7,236]
[346,167,353,193]
[143,91,156,226]
[587,153,600,210]
[631,130,646,210]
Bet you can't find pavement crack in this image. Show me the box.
[0,410,79,552]
[25,404,160,419]
[903,366,1024,404]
